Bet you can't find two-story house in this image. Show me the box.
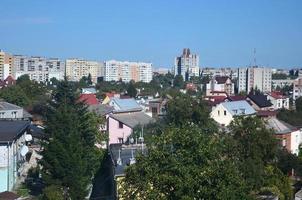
[210,100,256,126]
[206,76,234,96]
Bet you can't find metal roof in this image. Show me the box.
[109,112,154,129]
[0,101,22,111]
[110,97,142,113]
[221,100,256,116]
[0,120,30,143]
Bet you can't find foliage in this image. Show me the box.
[122,125,250,200]
[40,80,104,199]
[272,73,288,80]
[127,80,137,97]
[165,93,215,130]
[277,98,302,126]
[42,185,64,200]
[173,75,184,89]
[228,116,292,198]
[0,85,30,107]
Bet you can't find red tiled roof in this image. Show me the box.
[78,94,99,105]
[256,110,278,117]
[269,91,287,99]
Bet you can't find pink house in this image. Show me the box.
[108,112,154,144]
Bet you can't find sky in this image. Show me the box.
[0,0,301,68]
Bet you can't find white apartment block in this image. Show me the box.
[13,55,65,83]
[104,60,152,83]
[237,67,272,93]
[65,59,102,84]
[174,48,200,81]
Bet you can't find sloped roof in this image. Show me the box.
[109,112,154,128]
[0,120,30,142]
[266,117,297,134]
[82,87,97,94]
[220,100,256,116]
[78,94,99,105]
[228,95,247,101]
[215,76,230,84]
[0,101,22,110]
[248,94,273,108]
[110,97,142,113]
[269,91,287,99]
[88,104,114,116]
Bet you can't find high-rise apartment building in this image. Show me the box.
[0,50,14,80]
[174,48,200,81]
[65,59,102,84]
[237,66,272,93]
[13,55,65,83]
[104,60,152,83]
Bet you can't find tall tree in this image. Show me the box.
[121,125,250,200]
[127,80,137,97]
[40,80,104,199]
[173,75,184,88]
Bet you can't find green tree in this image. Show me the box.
[0,85,30,107]
[228,116,292,198]
[165,93,215,130]
[173,75,184,88]
[127,80,137,97]
[40,80,104,199]
[122,125,250,200]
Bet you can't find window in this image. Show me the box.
[118,137,123,143]
[218,110,220,116]
[224,110,227,116]
[282,139,286,147]
[11,111,17,118]
[118,121,123,129]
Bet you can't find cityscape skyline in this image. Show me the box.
[0,0,302,68]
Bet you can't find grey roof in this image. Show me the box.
[296,189,302,198]
[88,104,114,116]
[220,100,256,116]
[109,112,154,128]
[110,144,145,177]
[0,101,22,111]
[0,120,30,143]
[82,87,97,94]
[110,97,142,113]
[266,117,297,134]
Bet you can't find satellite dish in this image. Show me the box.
[25,134,32,142]
[20,145,29,157]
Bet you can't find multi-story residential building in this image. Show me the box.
[13,55,65,83]
[293,77,302,101]
[0,50,14,80]
[202,67,237,79]
[272,79,294,90]
[206,76,234,96]
[65,59,102,84]
[237,66,272,93]
[174,48,200,81]
[104,60,152,83]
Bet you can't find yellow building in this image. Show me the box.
[65,58,102,84]
[0,50,14,80]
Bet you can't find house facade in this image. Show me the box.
[206,76,234,96]
[210,100,256,126]
[0,121,31,192]
[266,92,290,110]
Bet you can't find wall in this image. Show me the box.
[108,117,132,144]
[290,130,302,155]
[210,104,234,126]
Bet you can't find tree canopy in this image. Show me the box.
[40,80,105,199]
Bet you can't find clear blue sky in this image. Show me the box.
[0,0,301,68]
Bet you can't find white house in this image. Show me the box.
[206,76,234,96]
[210,100,256,126]
[0,101,32,120]
[266,92,290,110]
[0,121,31,192]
